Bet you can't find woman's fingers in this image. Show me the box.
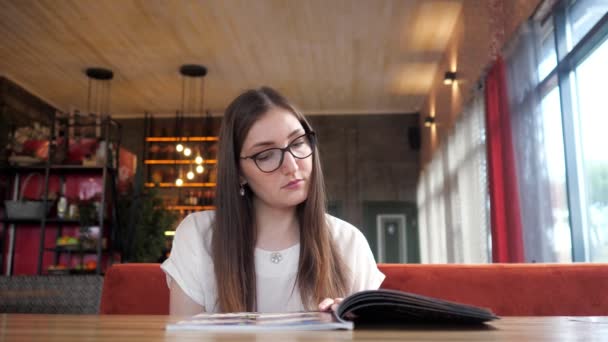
[318,298,334,311]
[318,297,344,312]
[330,297,343,312]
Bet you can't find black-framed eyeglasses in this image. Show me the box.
[240,132,316,173]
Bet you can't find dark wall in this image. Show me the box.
[0,76,57,166]
[116,113,420,228]
[307,114,419,227]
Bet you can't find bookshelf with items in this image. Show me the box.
[1,110,127,276]
[142,114,219,224]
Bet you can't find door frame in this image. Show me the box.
[376,213,407,263]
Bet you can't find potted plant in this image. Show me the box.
[118,188,178,262]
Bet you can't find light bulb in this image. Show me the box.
[196,165,204,174]
[176,143,184,152]
[184,147,192,156]
[186,171,194,180]
[195,155,203,164]
[175,178,183,186]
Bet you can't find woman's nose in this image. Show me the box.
[281,150,300,173]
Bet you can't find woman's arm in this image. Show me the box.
[169,278,205,315]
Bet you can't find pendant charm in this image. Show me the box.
[270,252,283,264]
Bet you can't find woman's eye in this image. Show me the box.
[291,139,305,147]
[255,151,273,161]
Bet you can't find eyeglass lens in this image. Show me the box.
[253,134,313,172]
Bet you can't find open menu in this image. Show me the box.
[166,289,499,332]
[166,311,351,331]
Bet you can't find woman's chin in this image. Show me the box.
[277,191,308,208]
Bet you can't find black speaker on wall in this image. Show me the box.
[408,126,421,150]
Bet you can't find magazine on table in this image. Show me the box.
[166,311,351,331]
[166,289,499,332]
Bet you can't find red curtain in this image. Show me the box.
[484,56,525,263]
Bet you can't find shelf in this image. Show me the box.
[145,182,216,188]
[2,164,114,174]
[146,136,218,142]
[144,159,217,165]
[166,205,215,211]
[2,218,82,225]
[47,268,101,276]
[45,246,108,254]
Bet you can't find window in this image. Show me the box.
[417,94,490,264]
[544,0,608,261]
[418,0,607,263]
[540,84,572,262]
[566,0,608,50]
[538,17,558,80]
[570,35,608,261]
[509,0,606,262]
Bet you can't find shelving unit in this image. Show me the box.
[142,113,218,219]
[1,113,122,276]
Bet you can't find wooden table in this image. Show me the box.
[2,314,608,341]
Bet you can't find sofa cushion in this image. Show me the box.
[100,263,608,315]
[379,263,608,316]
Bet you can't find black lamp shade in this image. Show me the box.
[444,71,457,85]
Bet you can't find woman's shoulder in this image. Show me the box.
[325,213,366,247]
[183,210,215,230]
[173,210,215,252]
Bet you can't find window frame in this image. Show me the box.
[549,2,608,261]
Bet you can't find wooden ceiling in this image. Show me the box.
[0,0,463,117]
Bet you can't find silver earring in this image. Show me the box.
[239,184,245,196]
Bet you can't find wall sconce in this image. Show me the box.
[424,116,436,127]
[443,71,457,85]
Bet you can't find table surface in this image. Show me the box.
[2,314,608,341]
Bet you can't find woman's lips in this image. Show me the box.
[282,179,303,189]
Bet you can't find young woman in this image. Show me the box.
[161,87,384,315]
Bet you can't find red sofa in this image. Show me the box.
[100,263,608,315]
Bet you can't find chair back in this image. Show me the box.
[100,263,169,314]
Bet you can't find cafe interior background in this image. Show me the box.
[0,0,607,312]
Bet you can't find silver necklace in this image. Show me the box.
[270,252,283,264]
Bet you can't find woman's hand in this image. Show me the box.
[318,297,344,312]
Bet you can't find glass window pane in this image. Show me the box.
[538,17,558,81]
[567,0,608,51]
[573,35,608,261]
[540,85,572,262]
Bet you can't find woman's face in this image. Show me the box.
[239,107,313,209]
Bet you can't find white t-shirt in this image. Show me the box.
[161,210,385,313]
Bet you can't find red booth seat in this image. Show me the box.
[100,263,169,315]
[100,263,608,316]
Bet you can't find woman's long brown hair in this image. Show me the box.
[212,87,349,312]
